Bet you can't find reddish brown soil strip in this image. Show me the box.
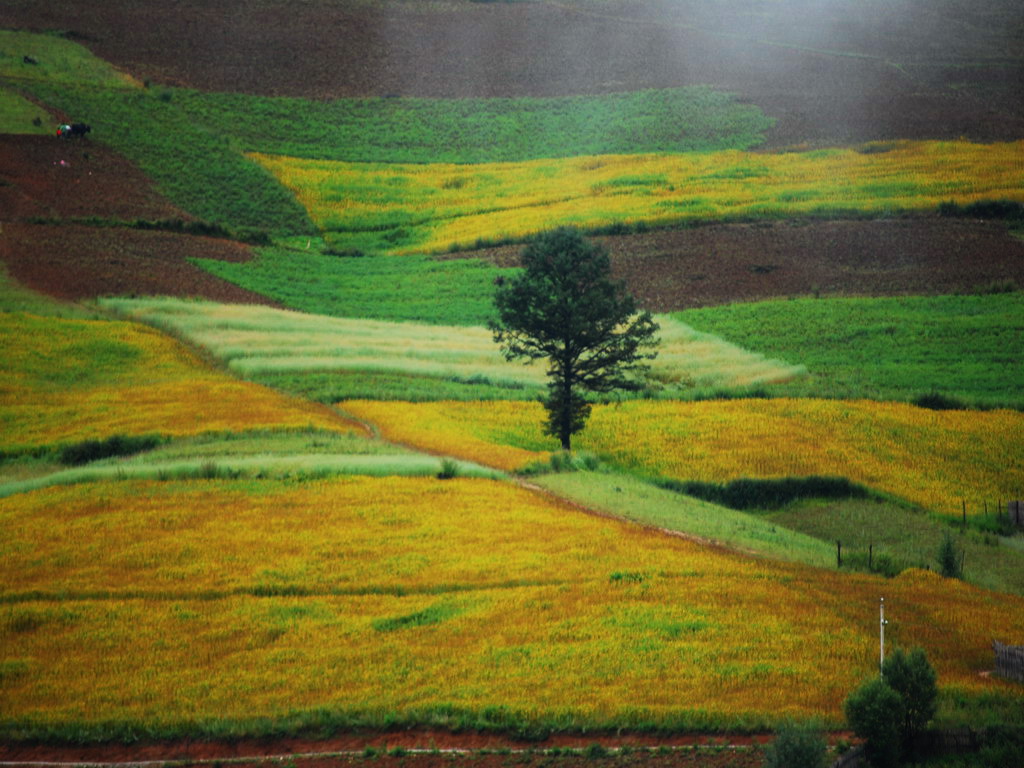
[0,134,187,222]
[3,1,1022,146]
[451,218,1024,311]
[0,135,276,304]
[0,222,277,305]
[0,730,789,767]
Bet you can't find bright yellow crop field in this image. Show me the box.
[3,477,1021,731]
[253,140,1024,255]
[0,313,361,451]
[341,399,1024,516]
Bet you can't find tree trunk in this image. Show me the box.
[559,366,573,452]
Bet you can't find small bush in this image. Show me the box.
[844,678,905,768]
[763,721,828,768]
[437,458,459,480]
[656,475,871,510]
[939,198,1024,221]
[583,743,609,759]
[913,392,968,411]
[59,434,162,465]
[938,532,964,579]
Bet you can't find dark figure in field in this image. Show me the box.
[57,123,91,138]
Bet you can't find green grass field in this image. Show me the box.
[195,245,515,325]
[168,85,775,163]
[675,293,1024,409]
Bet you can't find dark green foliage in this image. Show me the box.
[882,647,938,748]
[26,216,271,244]
[655,475,873,510]
[436,458,459,480]
[975,726,1024,768]
[845,678,905,768]
[938,532,964,579]
[847,649,938,766]
[763,721,828,768]
[583,743,609,759]
[372,602,459,633]
[938,199,1024,221]
[59,434,163,465]
[490,229,659,450]
[913,392,969,411]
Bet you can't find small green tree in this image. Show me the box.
[937,531,963,579]
[490,228,659,451]
[844,677,905,768]
[883,646,938,752]
[763,720,828,768]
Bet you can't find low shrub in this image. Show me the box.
[845,677,905,768]
[763,720,828,768]
[656,475,872,510]
[59,434,163,465]
[913,392,968,411]
[437,458,460,480]
[939,198,1024,221]
[938,532,964,579]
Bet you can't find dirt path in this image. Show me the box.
[0,730,800,767]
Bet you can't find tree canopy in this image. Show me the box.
[489,228,659,451]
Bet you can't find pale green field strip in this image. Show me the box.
[0,454,501,499]
[534,472,835,570]
[100,297,805,396]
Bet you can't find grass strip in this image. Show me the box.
[533,471,834,569]
[0,454,502,498]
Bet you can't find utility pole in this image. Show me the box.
[879,597,888,677]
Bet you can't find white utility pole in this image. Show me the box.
[879,597,888,676]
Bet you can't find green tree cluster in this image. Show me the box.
[844,647,938,767]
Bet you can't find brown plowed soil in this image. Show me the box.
[3,0,1023,147]
[452,218,1024,311]
[0,135,276,304]
[0,134,185,221]
[0,222,278,304]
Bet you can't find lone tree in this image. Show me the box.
[489,227,659,451]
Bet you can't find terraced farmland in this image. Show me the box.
[1,4,1023,763]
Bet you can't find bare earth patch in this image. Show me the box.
[0,133,185,221]
[3,0,1022,147]
[0,135,276,303]
[450,218,1024,311]
[0,222,277,304]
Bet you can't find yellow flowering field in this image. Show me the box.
[0,313,361,451]
[253,140,1024,255]
[2,477,1021,733]
[341,399,1024,516]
